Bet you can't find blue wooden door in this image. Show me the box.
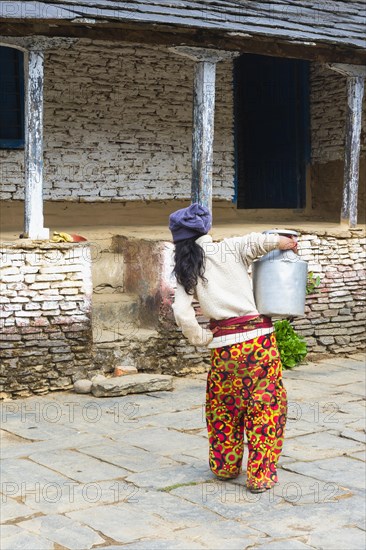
[234,54,309,209]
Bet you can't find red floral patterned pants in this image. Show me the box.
[206,332,287,490]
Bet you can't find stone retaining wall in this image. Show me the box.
[293,234,366,355]
[149,232,366,373]
[99,232,365,377]
[0,242,93,399]
[1,232,365,398]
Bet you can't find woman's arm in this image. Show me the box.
[236,232,297,267]
[236,232,279,267]
[172,283,213,346]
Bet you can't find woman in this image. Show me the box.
[169,203,297,493]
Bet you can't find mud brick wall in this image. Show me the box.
[293,234,366,355]
[0,242,93,399]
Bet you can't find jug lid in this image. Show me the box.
[263,229,298,237]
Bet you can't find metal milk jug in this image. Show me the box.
[252,230,308,318]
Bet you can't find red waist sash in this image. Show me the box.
[209,314,273,338]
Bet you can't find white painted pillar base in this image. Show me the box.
[24,49,49,240]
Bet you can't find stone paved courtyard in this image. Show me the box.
[1,354,365,550]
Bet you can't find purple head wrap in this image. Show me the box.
[169,203,212,243]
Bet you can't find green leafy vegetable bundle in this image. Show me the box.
[274,319,308,369]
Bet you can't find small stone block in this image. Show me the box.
[91,373,173,397]
[91,373,106,383]
[73,379,92,394]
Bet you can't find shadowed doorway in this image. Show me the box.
[234,54,310,209]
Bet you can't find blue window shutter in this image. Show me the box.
[0,46,25,149]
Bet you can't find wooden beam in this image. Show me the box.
[1,0,365,51]
[24,48,49,239]
[0,34,76,50]
[328,64,366,228]
[1,21,366,65]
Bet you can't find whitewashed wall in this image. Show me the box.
[0,39,234,201]
[310,63,366,164]
[1,44,366,202]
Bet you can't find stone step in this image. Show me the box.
[92,293,140,330]
[93,326,158,345]
[91,373,174,397]
[92,251,124,292]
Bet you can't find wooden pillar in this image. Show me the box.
[0,36,76,239]
[24,48,49,239]
[192,60,216,210]
[170,47,238,214]
[343,76,364,227]
[328,64,366,227]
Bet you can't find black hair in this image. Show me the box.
[173,237,207,295]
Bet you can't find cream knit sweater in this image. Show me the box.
[172,232,280,348]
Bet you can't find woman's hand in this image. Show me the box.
[278,236,298,252]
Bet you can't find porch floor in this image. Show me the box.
[1,200,365,243]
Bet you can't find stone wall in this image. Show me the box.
[0,39,234,202]
[157,233,366,365]
[92,237,212,377]
[310,63,366,164]
[2,43,366,216]
[1,232,365,398]
[293,233,366,355]
[0,242,93,399]
[94,232,365,378]
[310,63,366,216]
